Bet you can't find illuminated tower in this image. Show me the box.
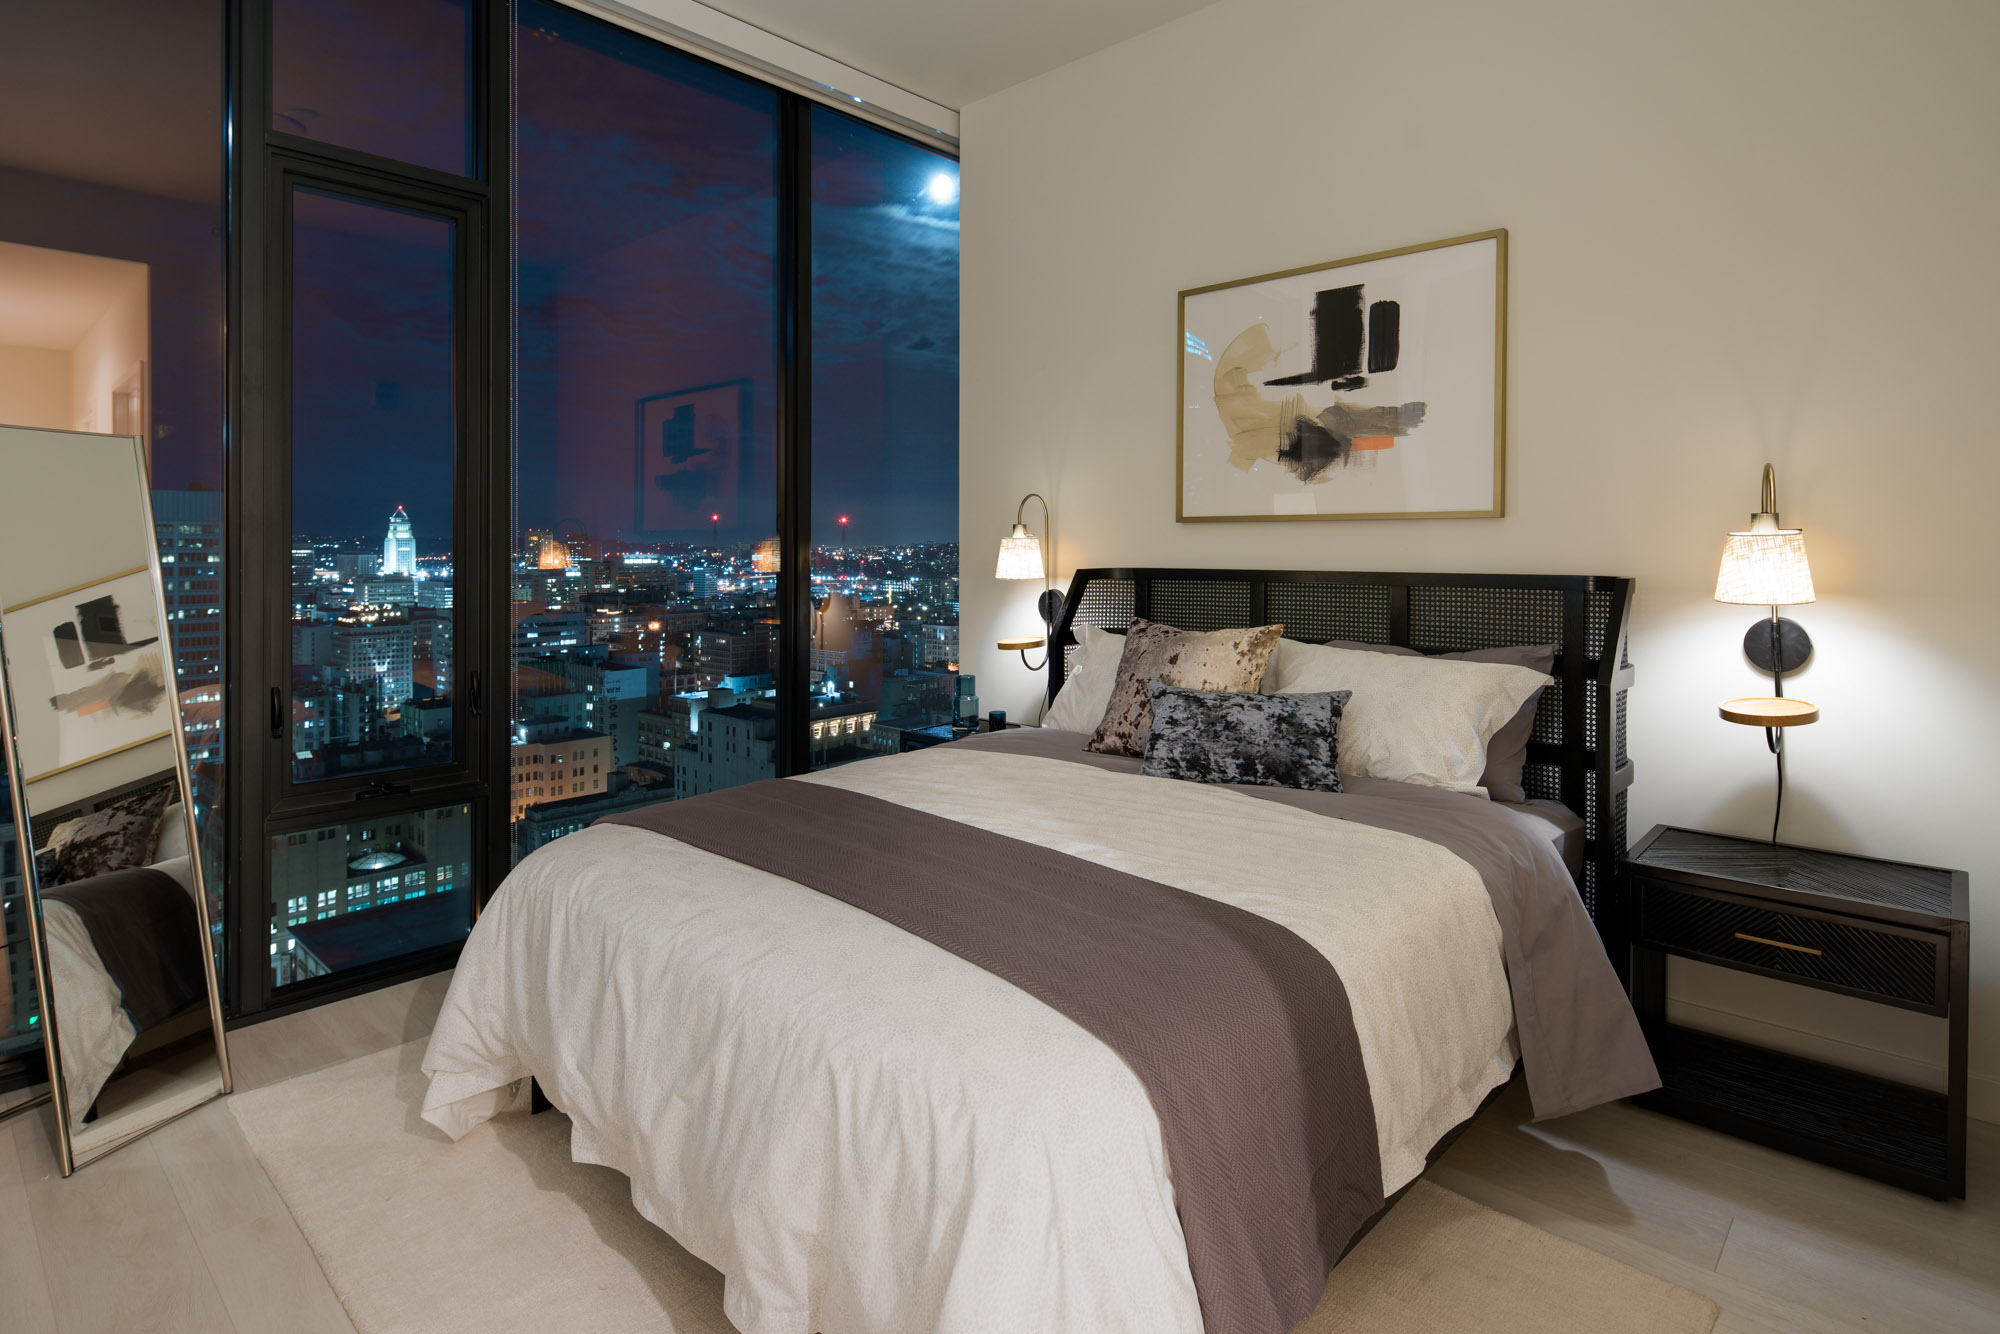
[381,505,417,577]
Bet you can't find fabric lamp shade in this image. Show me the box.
[1715,529,1815,606]
[995,524,1044,580]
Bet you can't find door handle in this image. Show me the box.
[270,686,283,738]
[468,669,481,718]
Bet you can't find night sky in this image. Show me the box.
[7,0,957,554]
[289,0,959,552]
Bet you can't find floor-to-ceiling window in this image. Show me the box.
[512,0,781,863]
[508,1,958,861]
[0,1,959,1032]
[241,0,500,1004]
[0,0,228,1082]
[807,107,960,765]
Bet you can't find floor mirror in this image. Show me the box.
[0,423,230,1175]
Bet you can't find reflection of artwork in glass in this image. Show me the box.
[634,379,754,538]
[3,568,174,781]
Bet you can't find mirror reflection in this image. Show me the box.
[0,424,229,1173]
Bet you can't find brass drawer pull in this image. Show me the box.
[1735,932,1822,956]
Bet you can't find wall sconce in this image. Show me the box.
[995,492,1062,669]
[1714,463,1818,841]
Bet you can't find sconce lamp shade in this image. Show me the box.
[995,524,1044,580]
[1715,528,1815,606]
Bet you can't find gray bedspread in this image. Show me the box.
[955,727,1659,1122]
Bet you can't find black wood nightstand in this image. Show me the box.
[1623,825,1969,1199]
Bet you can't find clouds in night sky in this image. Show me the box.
[276,0,957,551]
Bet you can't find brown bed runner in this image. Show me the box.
[603,779,1382,1334]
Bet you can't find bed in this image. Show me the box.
[423,568,1652,1334]
[30,780,208,1129]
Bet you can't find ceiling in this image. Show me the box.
[692,0,1219,107]
[0,0,223,204]
[0,242,148,351]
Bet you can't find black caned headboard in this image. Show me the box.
[1048,568,1636,953]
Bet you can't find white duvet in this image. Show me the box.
[423,747,1516,1334]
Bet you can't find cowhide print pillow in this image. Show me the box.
[1085,618,1284,758]
[1140,684,1351,792]
[45,779,176,887]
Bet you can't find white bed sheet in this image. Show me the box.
[423,747,1515,1334]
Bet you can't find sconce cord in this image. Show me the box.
[1014,492,1052,672]
[1765,605,1783,843]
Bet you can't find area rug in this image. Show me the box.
[230,1040,1717,1334]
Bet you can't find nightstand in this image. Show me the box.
[1623,825,1969,1199]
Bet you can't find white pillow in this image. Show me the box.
[1041,625,1124,733]
[155,802,190,864]
[1269,642,1550,796]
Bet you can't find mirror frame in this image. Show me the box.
[0,429,232,1175]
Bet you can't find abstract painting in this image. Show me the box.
[1,568,174,782]
[1178,230,1505,521]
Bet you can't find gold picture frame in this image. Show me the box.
[1177,229,1507,522]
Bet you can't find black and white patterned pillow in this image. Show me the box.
[1139,684,1351,792]
[44,779,176,887]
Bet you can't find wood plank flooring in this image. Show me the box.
[3,968,1994,1333]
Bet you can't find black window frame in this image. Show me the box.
[229,0,512,1019]
[226,0,956,1024]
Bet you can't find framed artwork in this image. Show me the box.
[634,378,755,538]
[1,566,175,782]
[1178,229,1506,522]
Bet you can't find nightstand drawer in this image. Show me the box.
[1634,880,1947,1011]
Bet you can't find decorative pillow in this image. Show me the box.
[1086,618,1284,758]
[1267,644,1549,795]
[46,779,177,887]
[40,817,84,853]
[1042,625,1126,733]
[1273,639,1556,801]
[1141,684,1351,792]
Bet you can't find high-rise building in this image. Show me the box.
[1,810,38,1053]
[270,803,474,985]
[671,698,878,798]
[519,652,657,767]
[152,489,224,689]
[291,542,316,614]
[509,728,612,821]
[689,626,771,686]
[380,504,417,577]
[153,490,227,874]
[330,614,415,711]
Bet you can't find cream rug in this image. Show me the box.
[230,1040,1716,1334]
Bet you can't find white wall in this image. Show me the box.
[0,343,72,429]
[67,268,146,438]
[960,0,2000,1116]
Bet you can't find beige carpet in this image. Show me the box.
[231,1040,1716,1334]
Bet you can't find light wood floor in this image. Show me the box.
[3,970,1994,1333]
